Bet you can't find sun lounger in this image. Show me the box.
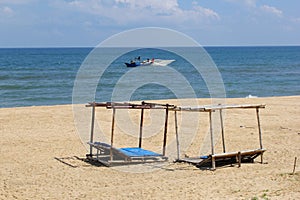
[176,148,266,169]
[87,142,168,166]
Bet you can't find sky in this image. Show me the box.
[0,0,300,47]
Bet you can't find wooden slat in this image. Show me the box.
[86,101,176,110]
[88,142,130,159]
[211,149,266,159]
[86,102,109,107]
[203,104,265,111]
[176,157,205,164]
[173,107,205,112]
[173,104,265,112]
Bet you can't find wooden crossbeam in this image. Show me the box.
[86,101,176,110]
[173,104,265,112]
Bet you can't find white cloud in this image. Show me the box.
[64,0,220,26]
[225,0,257,7]
[0,0,34,4]
[1,6,14,16]
[260,5,283,17]
[224,0,285,19]
[244,0,256,7]
[115,0,179,12]
[292,17,300,23]
[193,6,220,20]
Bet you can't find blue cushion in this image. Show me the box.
[119,147,162,157]
[200,155,209,159]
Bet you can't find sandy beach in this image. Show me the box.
[1,96,299,199]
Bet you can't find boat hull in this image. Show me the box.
[125,62,139,67]
[125,61,152,67]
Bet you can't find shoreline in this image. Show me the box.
[1,95,299,110]
[1,96,299,199]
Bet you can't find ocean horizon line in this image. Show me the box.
[1,44,300,49]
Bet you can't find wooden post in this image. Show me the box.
[162,105,169,156]
[209,111,215,170]
[110,108,116,161]
[209,111,215,155]
[293,157,297,174]
[139,108,144,148]
[256,107,263,149]
[219,109,226,153]
[174,110,180,160]
[89,102,96,156]
[212,157,216,170]
[256,107,263,163]
[238,151,242,167]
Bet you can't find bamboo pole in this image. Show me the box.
[139,108,144,148]
[293,157,297,174]
[209,111,215,155]
[219,109,226,153]
[209,111,215,170]
[212,157,216,170]
[162,105,169,156]
[256,107,263,163]
[256,108,263,149]
[174,110,180,160]
[110,108,116,161]
[238,151,242,167]
[89,102,96,156]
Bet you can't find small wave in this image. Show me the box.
[245,94,258,98]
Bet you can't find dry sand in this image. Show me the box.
[1,96,299,199]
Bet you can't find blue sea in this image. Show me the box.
[0,46,299,108]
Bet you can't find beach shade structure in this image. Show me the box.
[173,104,266,170]
[86,101,175,167]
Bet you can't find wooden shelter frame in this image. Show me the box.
[173,104,266,170]
[86,101,175,166]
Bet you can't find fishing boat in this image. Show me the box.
[125,57,154,67]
